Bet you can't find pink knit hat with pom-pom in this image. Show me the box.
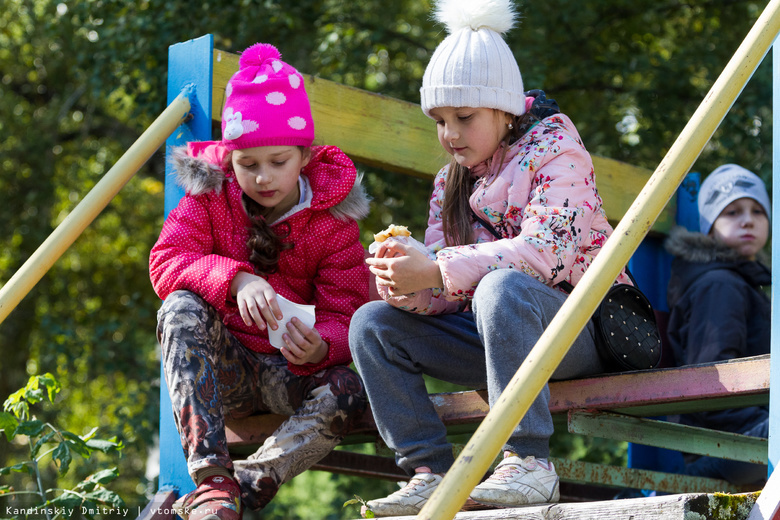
[221,43,314,150]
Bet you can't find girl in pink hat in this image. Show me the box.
[150,42,370,519]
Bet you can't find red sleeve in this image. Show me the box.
[149,194,254,309]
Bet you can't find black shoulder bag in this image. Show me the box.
[472,210,662,372]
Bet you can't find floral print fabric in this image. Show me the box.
[380,113,629,315]
[157,290,367,510]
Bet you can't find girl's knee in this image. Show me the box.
[350,301,387,335]
[474,269,531,309]
[159,290,207,316]
[316,366,367,432]
[349,301,396,356]
[157,290,220,355]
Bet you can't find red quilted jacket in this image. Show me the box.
[150,142,370,375]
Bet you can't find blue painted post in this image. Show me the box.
[158,34,214,495]
[769,42,779,477]
[676,172,701,232]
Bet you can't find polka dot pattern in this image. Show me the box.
[288,116,307,130]
[221,42,314,150]
[150,146,368,376]
[266,92,286,105]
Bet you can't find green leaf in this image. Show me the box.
[37,373,61,402]
[52,441,72,475]
[86,468,119,486]
[61,431,91,458]
[15,420,45,437]
[31,430,57,459]
[85,438,123,453]
[47,493,83,509]
[24,387,45,405]
[3,387,26,413]
[0,462,33,476]
[0,411,18,441]
[83,488,126,509]
[80,427,99,441]
[3,393,29,420]
[76,468,120,493]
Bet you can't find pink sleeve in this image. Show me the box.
[377,166,467,315]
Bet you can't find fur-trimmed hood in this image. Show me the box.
[665,226,770,308]
[169,144,371,222]
[664,226,745,264]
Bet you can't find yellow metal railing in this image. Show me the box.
[0,89,192,326]
[419,0,780,518]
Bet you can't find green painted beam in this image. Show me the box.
[550,457,756,494]
[568,410,767,464]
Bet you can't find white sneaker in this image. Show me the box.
[363,473,443,517]
[469,456,560,507]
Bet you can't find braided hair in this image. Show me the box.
[223,150,295,275]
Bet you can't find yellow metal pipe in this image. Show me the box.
[418,1,780,518]
[0,89,192,326]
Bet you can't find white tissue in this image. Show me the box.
[267,295,316,349]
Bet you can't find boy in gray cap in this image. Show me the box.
[665,163,770,486]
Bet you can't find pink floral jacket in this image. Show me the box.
[382,114,629,314]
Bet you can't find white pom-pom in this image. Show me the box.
[434,0,518,34]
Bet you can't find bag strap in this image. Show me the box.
[557,267,640,295]
[470,207,643,295]
[471,209,503,240]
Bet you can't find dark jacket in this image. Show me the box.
[665,227,770,434]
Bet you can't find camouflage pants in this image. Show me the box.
[157,290,367,510]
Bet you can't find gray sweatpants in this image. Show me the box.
[349,268,605,475]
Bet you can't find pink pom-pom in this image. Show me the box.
[239,43,282,69]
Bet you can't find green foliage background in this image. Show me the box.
[0,0,772,518]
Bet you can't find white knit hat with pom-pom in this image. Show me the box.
[421,0,525,118]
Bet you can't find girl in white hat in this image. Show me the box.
[350,0,630,515]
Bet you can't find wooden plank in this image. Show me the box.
[349,492,759,520]
[311,450,406,480]
[593,155,675,233]
[548,354,770,416]
[211,48,670,231]
[224,355,769,449]
[568,410,768,464]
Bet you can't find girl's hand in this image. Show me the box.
[231,271,282,332]
[280,318,328,365]
[366,240,444,296]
